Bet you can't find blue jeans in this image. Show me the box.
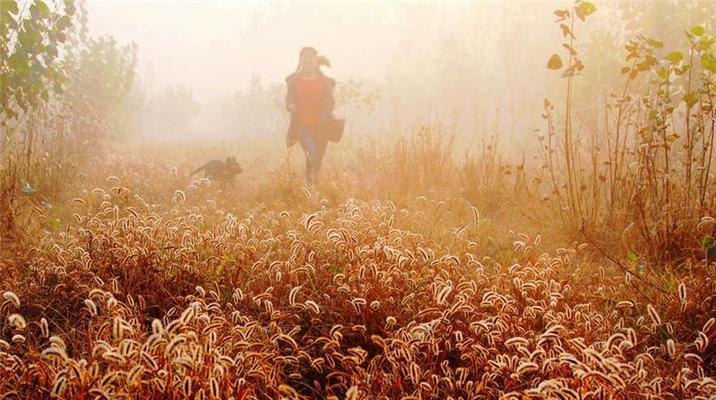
[297,124,327,186]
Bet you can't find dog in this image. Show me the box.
[191,156,243,188]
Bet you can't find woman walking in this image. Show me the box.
[285,47,336,188]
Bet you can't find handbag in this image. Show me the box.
[318,118,345,143]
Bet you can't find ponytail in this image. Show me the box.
[317,55,331,68]
[295,47,330,74]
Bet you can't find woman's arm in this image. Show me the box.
[285,74,296,112]
[325,77,335,118]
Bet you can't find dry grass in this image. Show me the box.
[0,133,714,399]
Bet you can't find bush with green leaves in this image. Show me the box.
[1,0,77,128]
[1,0,139,249]
[539,0,716,263]
[62,35,139,144]
[1,0,138,181]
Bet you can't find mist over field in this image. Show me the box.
[83,1,619,149]
[1,1,716,398]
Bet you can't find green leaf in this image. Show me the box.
[691,26,706,37]
[657,67,669,80]
[701,235,715,249]
[8,52,29,73]
[562,43,577,55]
[684,92,699,108]
[702,53,716,74]
[708,245,716,261]
[547,54,563,70]
[626,251,639,263]
[699,37,715,51]
[50,218,61,228]
[666,51,683,64]
[56,15,71,30]
[575,1,597,20]
[18,27,41,48]
[665,134,679,143]
[64,0,76,16]
[3,0,19,15]
[554,9,569,19]
[573,58,585,72]
[30,0,50,19]
[560,23,573,38]
[647,38,664,48]
[636,60,651,71]
[46,43,58,59]
[674,63,691,76]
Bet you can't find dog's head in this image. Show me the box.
[224,156,243,175]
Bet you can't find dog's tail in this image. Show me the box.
[190,163,208,176]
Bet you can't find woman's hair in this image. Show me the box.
[295,46,331,73]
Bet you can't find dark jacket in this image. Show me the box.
[285,71,335,147]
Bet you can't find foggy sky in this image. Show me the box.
[86,1,420,102]
[84,0,626,148]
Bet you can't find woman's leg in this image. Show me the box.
[297,125,319,185]
[312,138,328,183]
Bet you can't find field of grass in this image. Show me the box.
[1,133,714,399]
[2,1,716,397]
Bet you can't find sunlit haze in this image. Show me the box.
[2,1,715,398]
